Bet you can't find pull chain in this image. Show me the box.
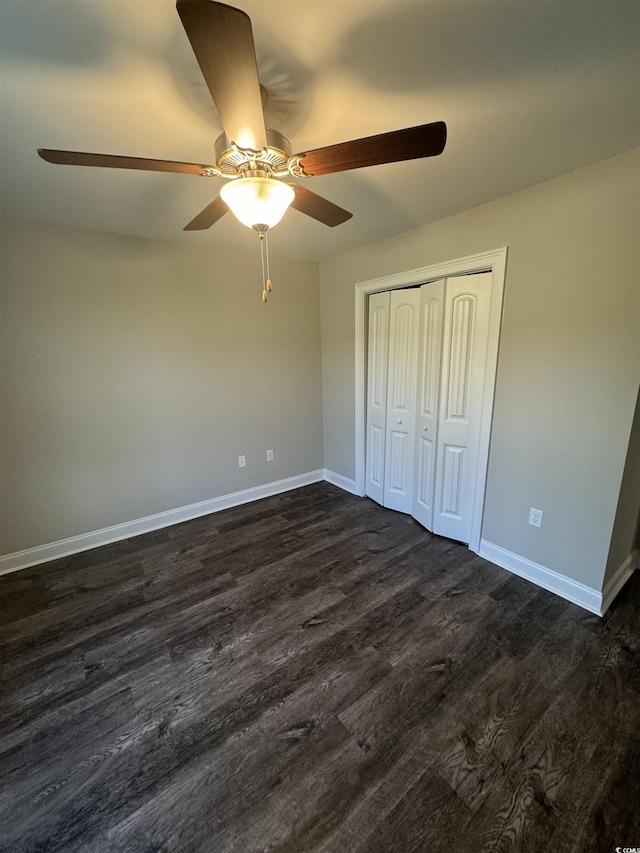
[264,229,272,294]
[259,230,267,302]
[257,227,273,302]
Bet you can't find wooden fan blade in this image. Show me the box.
[183,195,229,230]
[38,149,217,176]
[290,185,352,227]
[177,0,267,152]
[295,122,447,177]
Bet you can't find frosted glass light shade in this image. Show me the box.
[220,177,295,229]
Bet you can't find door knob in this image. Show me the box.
[423,425,429,431]
[397,418,403,424]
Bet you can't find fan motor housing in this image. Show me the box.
[215,128,293,177]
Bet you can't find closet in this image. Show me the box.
[365,272,492,545]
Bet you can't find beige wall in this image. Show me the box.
[319,149,640,590]
[0,218,323,554]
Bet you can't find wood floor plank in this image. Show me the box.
[311,723,450,853]
[436,657,555,814]
[356,771,472,853]
[1,483,638,853]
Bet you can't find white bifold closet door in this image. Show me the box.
[366,272,491,545]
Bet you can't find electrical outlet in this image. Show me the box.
[266,449,274,462]
[529,508,543,528]
[238,455,246,468]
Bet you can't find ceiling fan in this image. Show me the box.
[38,0,447,300]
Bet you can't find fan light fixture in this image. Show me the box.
[220,175,295,301]
[220,176,294,230]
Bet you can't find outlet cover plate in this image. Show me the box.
[529,508,543,528]
[238,455,246,468]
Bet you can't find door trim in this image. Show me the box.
[354,247,508,554]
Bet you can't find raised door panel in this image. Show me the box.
[365,291,390,505]
[440,444,466,517]
[412,279,445,531]
[368,425,386,494]
[387,430,411,493]
[416,435,435,512]
[384,288,420,513]
[445,295,474,422]
[389,303,416,412]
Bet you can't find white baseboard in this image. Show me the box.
[601,549,639,615]
[0,470,325,577]
[323,469,359,495]
[478,540,604,615]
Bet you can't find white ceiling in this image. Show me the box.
[1,0,639,262]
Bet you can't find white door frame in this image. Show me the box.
[354,247,508,554]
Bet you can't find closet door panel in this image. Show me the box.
[383,289,420,513]
[365,291,391,505]
[412,279,445,530]
[433,273,491,542]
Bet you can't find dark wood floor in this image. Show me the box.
[1,483,639,852]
